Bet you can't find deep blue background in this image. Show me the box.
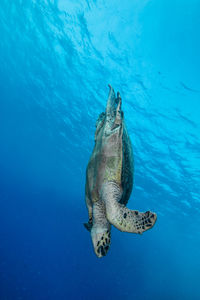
[0,0,200,299]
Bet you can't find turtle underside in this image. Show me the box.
[84,85,157,258]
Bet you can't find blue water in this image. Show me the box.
[0,0,200,299]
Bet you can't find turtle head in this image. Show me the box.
[91,225,111,258]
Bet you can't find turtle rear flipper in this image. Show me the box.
[106,84,116,115]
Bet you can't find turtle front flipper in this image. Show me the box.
[83,221,93,232]
[102,182,157,234]
[107,205,156,234]
[91,201,111,258]
[84,192,93,232]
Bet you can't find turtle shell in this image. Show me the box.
[119,121,134,206]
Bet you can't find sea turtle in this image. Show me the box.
[84,85,157,258]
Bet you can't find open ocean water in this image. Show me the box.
[0,0,200,299]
